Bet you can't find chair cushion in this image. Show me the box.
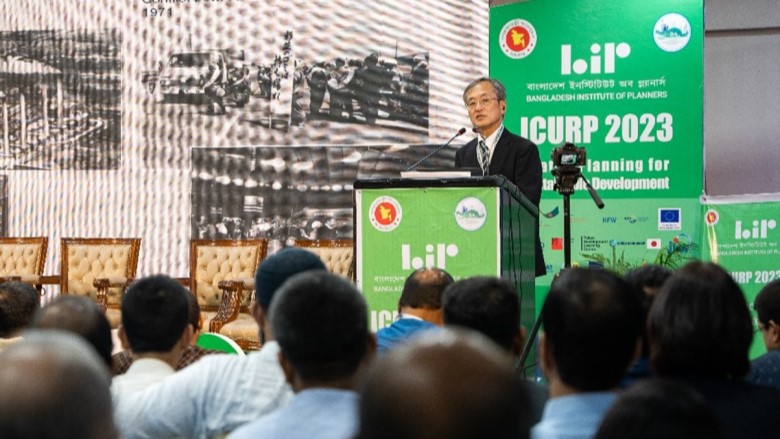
[219,315,259,344]
[311,247,353,278]
[66,244,134,304]
[194,246,259,308]
[106,309,122,329]
[0,243,43,276]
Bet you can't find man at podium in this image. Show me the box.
[455,77,546,276]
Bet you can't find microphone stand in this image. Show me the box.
[405,127,466,171]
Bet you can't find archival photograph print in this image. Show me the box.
[191,143,458,253]
[141,37,429,131]
[0,28,121,170]
[125,0,486,165]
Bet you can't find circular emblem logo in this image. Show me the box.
[653,13,692,53]
[500,19,537,59]
[369,196,402,232]
[454,197,487,231]
[704,209,719,226]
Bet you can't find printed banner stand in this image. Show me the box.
[354,175,537,339]
[703,193,780,359]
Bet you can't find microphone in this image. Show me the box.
[405,127,467,171]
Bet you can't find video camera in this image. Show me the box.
[551,142,586,168]
[551,142,586,195]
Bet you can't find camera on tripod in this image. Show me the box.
[551,142,586,194]
[551,142,586,168]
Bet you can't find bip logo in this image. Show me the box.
[401,244,459,270]
[735,219,777,240]
[561,42,631,75]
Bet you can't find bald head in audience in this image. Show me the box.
[357,329,531,439]
[32,295,114,368]
[0,330,118,439]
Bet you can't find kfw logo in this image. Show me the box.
[602,216,617,223]
[402,244,459,270]
[561,42,631,75]
[735,219,777,239]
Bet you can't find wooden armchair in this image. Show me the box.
[55,238,141,328]
[187,239,268,351]
[0,237,49,295]
[292,239,355,281]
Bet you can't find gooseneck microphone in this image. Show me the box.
[405,127,467,171]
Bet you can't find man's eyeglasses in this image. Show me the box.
[466,97,498,109]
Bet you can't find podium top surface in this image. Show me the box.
[354,175,538,217]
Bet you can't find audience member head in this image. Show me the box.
[623,264,672,300]
[186,289,203,339]
[541,267,643,392]
[0,281,39,337]
[270,271,373,389]
[623,264,672,356]
[594,378,722,439]
[442,276,522,354]
[397,268,454,324]
[0,330,118,439]
[754,278,780,351]
[120,275,191,355]
[254,247,326,311]
[647,261,753,379]
[31,296,113,368]
[356,329,531,439]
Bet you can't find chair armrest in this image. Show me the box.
[210,278,253,333]
[93,277,133,313]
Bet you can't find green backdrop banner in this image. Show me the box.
[489,0,704,293]
[703,196,780,359]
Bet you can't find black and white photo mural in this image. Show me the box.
[0,0,488,275]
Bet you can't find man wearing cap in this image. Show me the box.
[115,248,328,439]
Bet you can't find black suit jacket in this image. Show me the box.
[455,128,546,276]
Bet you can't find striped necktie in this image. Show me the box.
[478,139,490,175]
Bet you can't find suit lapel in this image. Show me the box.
[488,129,511,174]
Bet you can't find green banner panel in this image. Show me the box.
[703,197,780,359]
[535,197,703,309]
[490,0,703,199]
[490,0,704,303]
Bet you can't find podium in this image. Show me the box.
[353,175,538,333]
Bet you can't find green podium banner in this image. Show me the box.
[355,177,537,333]
[489,0,704,298]
[355,184,500,331]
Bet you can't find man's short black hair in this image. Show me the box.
[185,290,202,331]
[542,268,643,391]
[755,278,780,327]
[623,264,672,356]
[442,277,519,350]
[0,281,39,337]
[595,378,721,439]
[398,268,454,310]
[269,271,368,382]
[623,264,672,297]
[31,296,113,368]
[648,261,753,379]
[121,275,190,354]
